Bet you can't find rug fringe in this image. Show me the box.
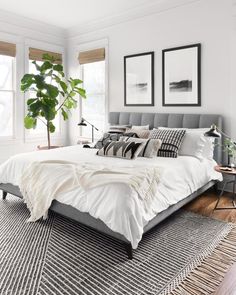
[169,225,236,295]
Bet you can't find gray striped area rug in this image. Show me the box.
[0,195,233,295]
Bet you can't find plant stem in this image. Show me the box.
[47,122,51,149]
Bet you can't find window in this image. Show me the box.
[79,48,106,139]
[0,41,15,138]
[27,48,62,137]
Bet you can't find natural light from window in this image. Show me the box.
[81,60,105,139]
[0,55,14,137]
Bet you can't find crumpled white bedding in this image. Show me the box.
[0,145,222,248]
[19,160,161,222]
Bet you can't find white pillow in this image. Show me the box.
[158,127,214,160]
[131,125,149,130]
[179,131,205,159]
[187,128,215,160]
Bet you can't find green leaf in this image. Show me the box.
[45,84,59,99]
[61,108,69,120]
[77,88,86,98]
[24,116,36,129]
[28,101,41,116]
[27,98,37,106]
[34,75,45,90]
[42,54,55,63]
[32,61,41,72]
[53,74,61,83]
[73,79,83,86]
[21,74,35,92]
[41,104,56,121]
[40,61,53,72]
[48,121,56,133]
[60,81,67,93]
[53,64,63,72]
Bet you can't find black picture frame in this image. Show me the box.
[162,43,201,107]
[124,51,154,106]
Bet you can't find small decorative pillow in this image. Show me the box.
[131,125,149,130]
[125,128,150,139]
[120,136,162,158]
[149,129,186,158]
[94,132,137,149]
[97,141,145,160]
[108,125,130,133]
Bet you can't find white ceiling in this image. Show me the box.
[0,0,162,29]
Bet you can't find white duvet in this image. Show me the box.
[0,145,222,248]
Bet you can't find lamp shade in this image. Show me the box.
[78,118,87,126]
[204,125,221,138]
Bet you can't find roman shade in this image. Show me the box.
[29,48,62,64]
[78,48,105,65]
[0,41,16,57]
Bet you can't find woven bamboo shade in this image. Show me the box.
[0,41,16,57]
[29,48,62,64]
[78,48,105,65]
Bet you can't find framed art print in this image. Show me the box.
[124,52,154,106]
[162,44,201,106]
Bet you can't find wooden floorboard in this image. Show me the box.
[185,190,236,294]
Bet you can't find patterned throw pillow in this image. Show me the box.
[96,141,145,160]
[119,137,162,158]
[125,128,150,139]
[94,132,137,149]
[149,129,186,158]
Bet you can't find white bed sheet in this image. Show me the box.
[0,145,222,248]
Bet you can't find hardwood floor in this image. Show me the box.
[185,190,236,295]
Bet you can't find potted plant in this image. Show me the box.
[223,138,236,166]
[21,54,86,149]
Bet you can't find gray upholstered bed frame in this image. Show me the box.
[0,112,223,259]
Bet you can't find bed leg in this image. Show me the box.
[124,243,133,260]
[213,183,219,194]
[2,191,7,200]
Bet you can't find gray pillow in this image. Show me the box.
[119,136,162,158]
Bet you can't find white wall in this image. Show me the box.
[67,0,234,144]
[0,11,66,163]
[1,0,235,161]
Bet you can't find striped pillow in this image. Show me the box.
[96,141,145,160]
[119,137,162,158]
[108,125,130,133]
[149,129,186,158]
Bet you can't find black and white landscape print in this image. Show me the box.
[124,52,154,106]
[169,80,192,92]
[163,44,201,106]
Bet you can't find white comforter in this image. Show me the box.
[0,145,222,248]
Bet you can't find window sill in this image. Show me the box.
[24,133,62,144]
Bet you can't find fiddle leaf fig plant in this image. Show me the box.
[224,138,236,159]
[21,54,86,149]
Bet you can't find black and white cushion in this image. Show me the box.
[119,137,162,158]
[94,132,138,149]
[96,141,145,160]
[149,129,186,158]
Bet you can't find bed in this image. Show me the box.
[0,112,223,259]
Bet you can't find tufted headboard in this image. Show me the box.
[109,112,223,164]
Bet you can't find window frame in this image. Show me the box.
[0,53,16,141]
[78,39,109,140]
